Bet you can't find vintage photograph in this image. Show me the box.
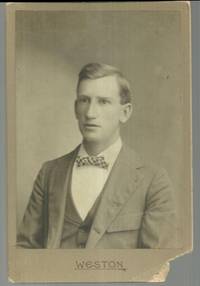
[7,2,192,282]
[17,62,177,249]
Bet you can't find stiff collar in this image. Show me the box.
[77,138,122,170]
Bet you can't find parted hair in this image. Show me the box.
[77,63,132,104]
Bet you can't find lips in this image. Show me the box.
[84,123,101,128]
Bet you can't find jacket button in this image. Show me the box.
[94,227,101,234]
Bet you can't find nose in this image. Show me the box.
[86,101,99,119]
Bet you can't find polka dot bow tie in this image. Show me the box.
[76,155,109,169]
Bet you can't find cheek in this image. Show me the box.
[75,106,85,118]
[103,111,121,129]
[105,108,121,121]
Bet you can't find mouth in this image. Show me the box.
[84,123,101,128]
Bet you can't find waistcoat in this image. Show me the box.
[60,184,102,248]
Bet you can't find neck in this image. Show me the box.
[83,135,120,156]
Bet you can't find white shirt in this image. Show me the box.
[71,138,122,220]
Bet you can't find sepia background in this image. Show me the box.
[16,10,184,244]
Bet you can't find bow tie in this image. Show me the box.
[76,155,109,169]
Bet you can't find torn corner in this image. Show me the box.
[148,245,193,283]
[148,262,170,282]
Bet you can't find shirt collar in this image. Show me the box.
[78,137,122,167]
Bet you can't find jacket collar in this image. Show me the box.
[86,145,144,248]
[46,146,79,248]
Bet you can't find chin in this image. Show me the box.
[83,136,100,143]
[81,131,99,141]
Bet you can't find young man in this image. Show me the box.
[17,63,177,249]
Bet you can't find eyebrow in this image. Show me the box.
[97,96,112,101]
[78,94,113,100]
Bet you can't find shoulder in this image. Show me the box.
[40,145,80,173]
[123,146,174,205]
[122,144,170,183]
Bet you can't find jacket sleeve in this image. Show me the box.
[17,163,48,248]
[138,168,177,248]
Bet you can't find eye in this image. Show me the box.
[99,98,110,105]
[77,97,89,104]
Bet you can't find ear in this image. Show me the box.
[74,99,78,119]
[119,103,133,123]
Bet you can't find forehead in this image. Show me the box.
[77,75,120,98]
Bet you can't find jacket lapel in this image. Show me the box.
[86,145,144,248]
[47,147,79,248]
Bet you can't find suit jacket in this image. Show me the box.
[17,145,177,249]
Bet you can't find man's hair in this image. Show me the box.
[77,63,132,104]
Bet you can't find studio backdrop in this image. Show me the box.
[16,10,185,245]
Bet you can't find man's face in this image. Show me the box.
[75,75,132,148]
